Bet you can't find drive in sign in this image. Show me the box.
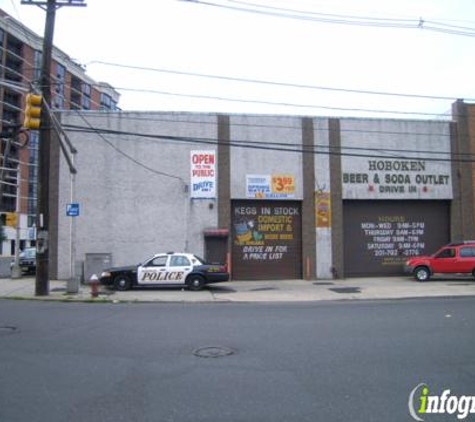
[190,150,216,198]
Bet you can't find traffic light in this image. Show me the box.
[5,212,17,227]
[23,93,43,130]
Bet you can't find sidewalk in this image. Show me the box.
[1,276,475,303]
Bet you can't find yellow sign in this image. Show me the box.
[272,175,295,195]
[315,191,331,228]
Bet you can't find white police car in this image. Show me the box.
[99,252,229,291]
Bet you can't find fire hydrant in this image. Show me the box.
[90,274,99,298]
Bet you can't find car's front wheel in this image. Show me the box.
[414,266,430,282]
[114,275,132,291]
[187,275,205,291]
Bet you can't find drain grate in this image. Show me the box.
[329,287,361,294]
[313,282,334,286]
[193,346,236,358]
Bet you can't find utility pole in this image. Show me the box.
[21,0,86,296]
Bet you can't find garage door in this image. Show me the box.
[343,200,450,277]
[232,200,302,280]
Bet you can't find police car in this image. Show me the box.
[99,252,229,291]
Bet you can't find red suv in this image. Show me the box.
[405,241,475,281]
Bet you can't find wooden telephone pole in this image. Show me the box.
[21,0,86,296]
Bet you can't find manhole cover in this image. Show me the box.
[329,287,361,294]
[0,326,17,335]
[193,346,236,358]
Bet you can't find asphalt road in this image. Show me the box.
[0,298,474,422]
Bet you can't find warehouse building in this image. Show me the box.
[50,108,474,281]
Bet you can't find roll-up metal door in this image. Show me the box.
[343,200,450,277]
[232,200,302,280]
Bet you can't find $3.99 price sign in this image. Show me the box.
[272,175,295,195]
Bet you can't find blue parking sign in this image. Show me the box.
[66,203,80,217]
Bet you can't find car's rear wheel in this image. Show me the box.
[414,266,430,282]
[114,275,131,291]
[187,275,205,291]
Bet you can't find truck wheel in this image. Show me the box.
[414,266,430,282]
[114,275,131,291]
[187,275,205,291]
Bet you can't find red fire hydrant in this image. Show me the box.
[90,274,99,298]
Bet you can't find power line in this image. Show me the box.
[88,60,472,102]
[72,111,187,185]
[0,48,461,119]
[181,0,475,37]
[61,111,452,138]
[228,0,475,34]
[63,123,466,164]
[110,86,453,118]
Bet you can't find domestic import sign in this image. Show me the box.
[66,203,80,217]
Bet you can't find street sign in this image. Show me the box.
[66,203,80,217]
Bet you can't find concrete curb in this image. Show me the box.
[1,276,475,303]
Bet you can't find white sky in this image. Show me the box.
[2,0,475,118]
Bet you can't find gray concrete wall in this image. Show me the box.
[56,112,219,280]
[229,115,303,199]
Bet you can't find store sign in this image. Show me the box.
[342,158,452,199]
[315,191,331,228]
[190,150,216,198]
[246,174,295,199]
[232,202,302,279]
[343,201,450,276]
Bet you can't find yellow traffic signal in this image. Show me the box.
[5,212,17,227]
[23,93,43,130]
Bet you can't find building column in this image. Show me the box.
[302,117,316,279]
[451,100,475,240]
[329,118,344,279]
[217,115,231,269]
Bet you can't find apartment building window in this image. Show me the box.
[70,76,81,110]
[54,63,66,108]
[82,83,91,110]
[5,35,23,84]
[100,93,112,110]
